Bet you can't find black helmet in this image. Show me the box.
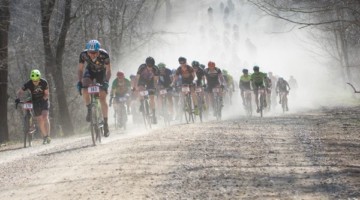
[200,64,205,69]
[145,57,155,66]
[253,65,259,71]
[191,60,200,67]
[178,57,187,63]
[242,69,248,73]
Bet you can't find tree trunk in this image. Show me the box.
[0,0,10,143]
[41,0,75,136]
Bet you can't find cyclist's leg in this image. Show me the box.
[190,86,198,114]
[148,88,157,123]
[34,101,50,143]
[240,89,245,105]
[167,92,174,117]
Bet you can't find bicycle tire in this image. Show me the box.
[183,96,190,124]
[260,94,264,117]
[23,114,31,148]
[91,103,100,145]
[187,95,194,123]
[145,99,152,129]
[197,95,203,123]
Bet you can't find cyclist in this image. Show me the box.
[239,68,251,106]
[288,75,298,96]
[276,77,291,111]
[250,65,267,113]
[222,69,235,104]
[157,62,174,118]
[192,60,207,111]
[134,56,160,124]
[15,69,51,144]
[264,73,272,111]
[204,61,226,114]
[77,39,111,137]
[171,57,199,115]
[110,71,131,115]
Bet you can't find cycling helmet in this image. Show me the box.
[86,39,101,52]
[253,65,259,71]
[129,74,136,79]
[145,57,155,66]
[30,69,41,81]
[191,60,200,67]
[223,69,228,75]
[208,61,215,68]
[242,69,248,74]
[200,64,205,69]
[117,71,125,77]
[178,57,187,64]
[158,62,166,69]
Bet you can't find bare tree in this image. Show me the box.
[249,0,360,82]
[0,0,10,143]
[40,0,75,136]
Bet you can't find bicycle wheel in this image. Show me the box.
[183,97,190,123]
[259,94,264,117]
[187,95,194,123]
[91,104,100,145]
[197,95,203,123]
[23,114,30,148]
[145,100,152,129]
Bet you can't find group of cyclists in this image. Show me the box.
[14,39,294,145]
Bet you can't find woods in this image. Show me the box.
[1,0,360,143]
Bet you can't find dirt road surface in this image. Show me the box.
[1,106,359,200]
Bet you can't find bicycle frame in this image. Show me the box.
[258,88,266,117]
[159,88,171,126]
[114,96,128,130]
[244,90,252,117]
[180,85,194,123]
[212,87,223,120]
[195,86,204,122]
[88,84,103,146]
[18,101,36,148]
[139,90,152,129]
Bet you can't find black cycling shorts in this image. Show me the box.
[33,99,49,117]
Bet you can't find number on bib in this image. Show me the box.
[23,103,33,110]
[88,86,100,94]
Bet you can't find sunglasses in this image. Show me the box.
[179,62,186,65]
[88,51,97,55]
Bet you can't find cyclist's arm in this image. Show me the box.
[16,88,25,99]
[43,88,49,100]
[218,73,226,86]
[134,74,140,90]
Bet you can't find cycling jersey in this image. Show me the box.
[276,80,290,92]
[21,78,50,116]
[175,65,194,85]
[205,67,222,87]
[224,74,234,89]
[194,67,206,86]
[79,49,110,84]
[239,75,251,90]
[158,68,172,88]
[111,78,131,97]
[136,64,160,88]
[250,72,266,88]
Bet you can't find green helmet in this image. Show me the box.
[222,69,228,75]
[158,62,166,69]
[30,69,41,81]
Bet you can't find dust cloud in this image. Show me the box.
[112,0,356,121]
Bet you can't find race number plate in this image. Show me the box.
[88,86,100,94]
[212,88,221,93]
[139,90,149,96]
[195,87,202,93]
[182,87,190,93]
[159,89,167,95]
[23,103,33,110]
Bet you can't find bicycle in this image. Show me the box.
[139,89,152,129]
[279,91,289,113]
[243,89,253,117]
[212,86,223,121]
[180,84,195,123]
[158,87,171,126]
[87,83,104,146]
[257,87,266,117]
[195,86,205,122]
[110,95,128,130]
[16,101,36,148]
